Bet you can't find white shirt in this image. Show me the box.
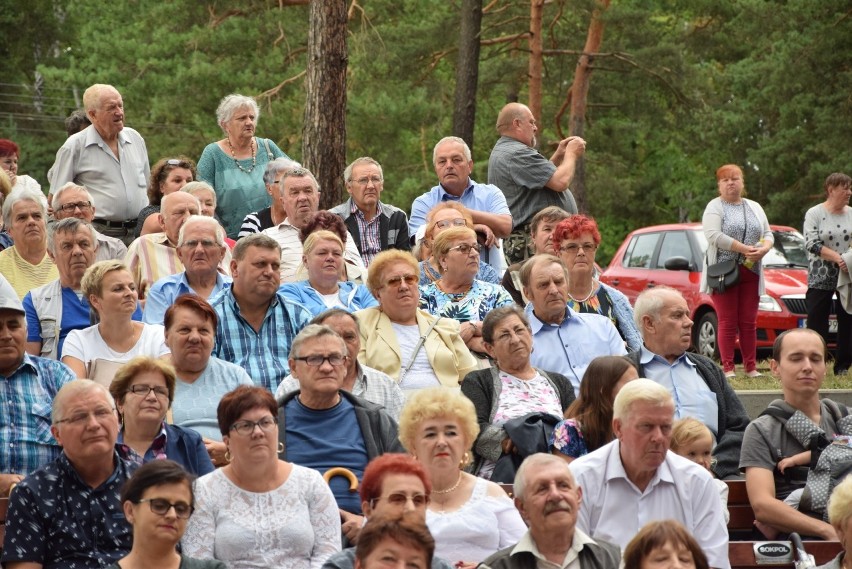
[62,323,170,364]
[568,440,730,569]
[262,219,365,283]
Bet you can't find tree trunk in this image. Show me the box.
[528,0,544,123]
[303,0,348,210]
[452,0,483,152]
[568,0,610,213]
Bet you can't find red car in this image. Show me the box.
[600,223,830,358]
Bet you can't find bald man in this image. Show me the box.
[488,103,585,264]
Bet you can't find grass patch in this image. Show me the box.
[726,359,852,390]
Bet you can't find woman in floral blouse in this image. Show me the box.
[419,226,513,355]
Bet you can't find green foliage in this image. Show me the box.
[0,0,848,238]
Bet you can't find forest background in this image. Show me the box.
[2,0,850,264]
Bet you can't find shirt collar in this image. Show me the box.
[84,124,130,148]
[438,179,474,201]
[511,529,597,567]
[639,345,695,368]
[2,353,39,379]
[525,302,572,333]
[606,439,674,488]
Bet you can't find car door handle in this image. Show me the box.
[646,282,656,288]
[610,278,620,286]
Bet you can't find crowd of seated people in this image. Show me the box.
[3,81,852,568]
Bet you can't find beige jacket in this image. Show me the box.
[354,307,478,387]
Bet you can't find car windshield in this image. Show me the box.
[764,230,809,268]
[693,228,808,269]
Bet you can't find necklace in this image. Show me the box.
[567,280,597,303]
[226,137,257,174]
[432,472,463,494]
[436,279,472,300]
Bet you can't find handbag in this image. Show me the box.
[707,259,740,293]
[706,203,748,293]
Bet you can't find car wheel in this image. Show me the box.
[696,312,719,359]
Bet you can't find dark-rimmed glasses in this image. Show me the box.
[137,498,194,519]
[57,201,93,213]
[293,354,347,367]
[229,416,278,436]
[127,385,169,398]
[560,243,597,255]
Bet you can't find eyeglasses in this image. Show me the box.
[434,219,466,230]
[137,498,194,519]
[180,239,219,249]
[370,493,430,509]
[560,243,598,254]
[54,407,116,426]
[229,416,278,436]
[166,159,190,167]
[353,176,383,186]
[383,274,418,288]
[449,243,482,255]
[293,354,347,367]
[57,201,93,213]
[127,385,170,398]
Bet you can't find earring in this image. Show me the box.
[277,442,284,454]
[459,451,470,469]
[224,449,232,463]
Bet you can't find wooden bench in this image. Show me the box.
[729,540,842,569]
[726,479,758,539]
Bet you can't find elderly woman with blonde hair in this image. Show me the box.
[418,202,500,285]
[196,93,290,238]
[419,226,513,354]
[399,388,525,567]
[355,250,477,390]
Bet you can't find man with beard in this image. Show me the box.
[568,379,729,569]
[480,453,620,569]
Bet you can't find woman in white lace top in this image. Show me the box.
[182,385,341,569]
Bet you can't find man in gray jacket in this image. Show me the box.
[480,453,620,569]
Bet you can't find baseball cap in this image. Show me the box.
[0,294,25,315]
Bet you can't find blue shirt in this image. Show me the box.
[210,288,312,391]
[409,179,511,267]
[0,354,76,474]
[278,280,377,317]
[24,286,143,358]
[525,303,627,396]
[409,179,511,236]
[173,357,253,441]
[1,452,137,568]
[284,396,367,514]
[639,346,720,436]
[143,271,232,324]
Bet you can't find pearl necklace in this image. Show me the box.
[226,137,257,174]
[567,280,598,303]
[432,472,463,494]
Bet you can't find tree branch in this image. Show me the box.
[256,70,307,103]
